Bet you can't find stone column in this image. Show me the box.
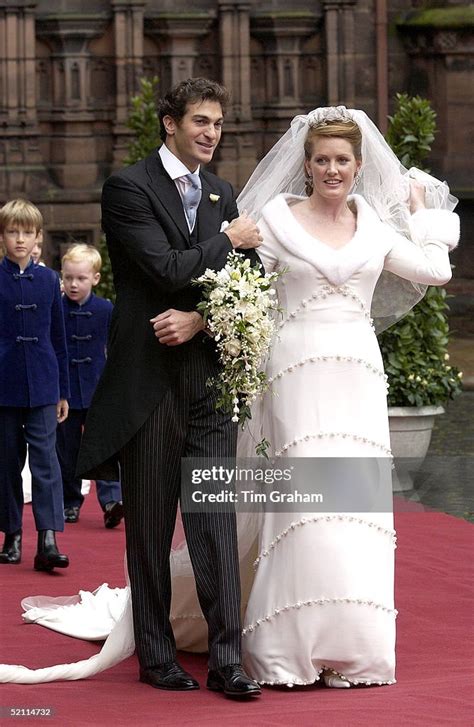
[0,0,46,196]
[36,15,108,188]
[251,13,320,119]
[0,0,36,123]
[323,0,357,107]
[397,15,474,189]
[111,0,145,166]
[249,11,320,167]
[397,9,474,288]
[145,13,214,90]
[216,0,256,190]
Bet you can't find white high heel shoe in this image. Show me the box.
[323,671,351,688]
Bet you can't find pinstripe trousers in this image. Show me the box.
[120,339,241,670]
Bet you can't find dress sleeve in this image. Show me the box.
[383,209,460,285]
[256,218,279,273]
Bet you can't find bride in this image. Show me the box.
[0,106,459,686]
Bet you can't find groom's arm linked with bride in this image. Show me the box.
[77,78,263,697]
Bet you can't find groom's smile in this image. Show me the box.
[163,99,224,172]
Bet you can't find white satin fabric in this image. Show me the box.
[0,196,459,684]
[239,196,457,686]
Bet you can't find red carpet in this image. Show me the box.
[1,489,472,726]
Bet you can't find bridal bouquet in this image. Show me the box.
[195,251,281,449]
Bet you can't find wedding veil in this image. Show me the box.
[0,105,458,685]
[237,106,458,332]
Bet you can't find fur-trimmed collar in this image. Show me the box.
[261,194,387,286]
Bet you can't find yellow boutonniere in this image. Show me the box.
[209,193,220,203]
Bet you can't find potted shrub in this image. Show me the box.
[380,94,463,490]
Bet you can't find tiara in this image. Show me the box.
[307,106,354,128]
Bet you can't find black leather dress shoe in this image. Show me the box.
[103,501,124,529]
[64,506,80,523]
[139,661,199,691]
[207,664,261,697]
[0,530,22,564]
[34,530,69,571]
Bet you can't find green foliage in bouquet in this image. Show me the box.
[379,93,462,406]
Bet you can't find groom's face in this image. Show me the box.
[164,100,224,172]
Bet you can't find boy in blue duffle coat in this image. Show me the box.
[57,244,123,528]
[0,198,70,570]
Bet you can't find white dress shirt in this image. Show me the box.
[159,144,201,232]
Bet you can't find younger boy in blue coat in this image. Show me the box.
[57,244,123,528]
[0,199,70,570]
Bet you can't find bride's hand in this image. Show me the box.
[409,179,426,214]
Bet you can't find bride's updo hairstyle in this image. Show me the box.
[303,120,362,196]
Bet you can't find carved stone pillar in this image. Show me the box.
[215,0,256,190]
[251,13,321,118]
[249,11,320,165]
[323,0,357,107]
[397,11,474,190]
[398,9,474,287]
[145,13,213,91]
[36,15,108,188]
[0,0,46,196]
[111,0,145,166]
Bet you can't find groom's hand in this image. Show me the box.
[224,213,263,249]
[150,309,205,346]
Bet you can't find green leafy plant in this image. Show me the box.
[94,234,115,302]
[386,93,436,170]
[379,93,462,407]
[96,76,162,301]
[124,76,161,166]
[380,287,462,406]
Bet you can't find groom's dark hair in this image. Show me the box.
[158,77,230,142]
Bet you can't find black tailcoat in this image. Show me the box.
[78,151,259,479]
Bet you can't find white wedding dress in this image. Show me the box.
[0,195,458,685]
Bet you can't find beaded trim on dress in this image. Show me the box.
[268,356,388,386]
[275,431,393,457]
[242,597,398,635]
[255,664,397,688]
[253,515,397,568]
[278,284,375,333]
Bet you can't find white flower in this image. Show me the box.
[242,303,259,323]
[210,288,226,304]
[193,250,283,435]
[225,339,241,357]
[217,268,231,283]
[238,280,254,297]
[247,328,261,344]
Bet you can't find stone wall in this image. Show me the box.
[0,0,472,279]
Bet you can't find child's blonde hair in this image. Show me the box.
[62,244,102,274]
[0,198,43,234]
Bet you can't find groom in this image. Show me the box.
[77,78,262,696]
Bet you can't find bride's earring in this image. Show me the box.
[353,171,361,186]
[305,174,313,197]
